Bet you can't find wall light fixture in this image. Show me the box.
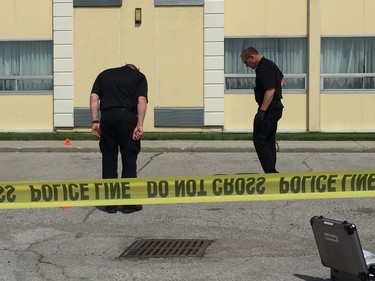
[135,8,142,25]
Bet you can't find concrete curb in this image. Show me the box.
[0,140,375,153]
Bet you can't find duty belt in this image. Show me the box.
[102,107,136,113]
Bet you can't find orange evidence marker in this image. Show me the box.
[64,138,71,146]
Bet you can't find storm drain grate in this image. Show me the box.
[120,239,212,258]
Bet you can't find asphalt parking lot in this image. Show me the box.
[0,140,374,281]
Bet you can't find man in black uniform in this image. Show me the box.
[90,64,148,213]
[240,47,284,173]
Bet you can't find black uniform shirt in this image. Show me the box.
[91,65,148,112]
[254,57,284,105]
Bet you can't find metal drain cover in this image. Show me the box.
[120,239,212,258]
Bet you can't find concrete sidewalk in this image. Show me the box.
[0,139,375,152]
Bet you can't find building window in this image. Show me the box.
[0,40,53,93]
[154,0,204,6]
[73,0,122,7]
[224,38,307,92]
[321,37,375,91]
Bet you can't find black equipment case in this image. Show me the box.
[310,216,375,281]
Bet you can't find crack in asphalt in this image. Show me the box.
[137,152,164,174]
[302,153,314,172]
[82,208,96,223]
[21,242,64,280]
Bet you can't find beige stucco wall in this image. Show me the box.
[223,0,308,132]
[0,0,52,39]
[307,0,320,132]
[224,0,375,132]
[224,95,255,131]
[74,8,122,107]
[224,0,307,36]
[0,96,53,131]
[0,0,53,131]
[74,1,204,132]
[279,93,307,132]
[321,94,375,131]
[224,93,306,132]
[154,7,204,107]
[2,0,375,132]
[321,0,375,35]
[320,0,375,131]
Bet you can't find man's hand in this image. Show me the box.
[92,123,101,138]
[132,126,143,140]
[133,96,147,141]
[90,93,101,138]
[255,109,266,121]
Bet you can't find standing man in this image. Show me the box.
[241,47,284,173]
[90,64,148,213]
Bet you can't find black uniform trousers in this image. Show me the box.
[253,101,283,173]
[99,110,140,179]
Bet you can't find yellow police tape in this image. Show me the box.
[0,170,374,209]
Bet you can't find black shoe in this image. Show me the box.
[121,205,143,214]
[104,206,118,213]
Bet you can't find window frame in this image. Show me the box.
[225,73,307,94]
[321,73,375,93]
[154,0,204,6]
[0,40,53,94]
[73,0,122,7]
[321,36,375,93]
[224,37,308,93]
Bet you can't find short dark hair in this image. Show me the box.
[240,47,259,59]
[126,64,139,71]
